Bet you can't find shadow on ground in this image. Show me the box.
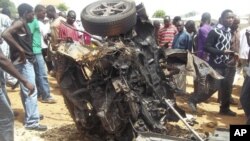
[40,124,84,141]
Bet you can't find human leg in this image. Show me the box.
[240,59,248,78]
[219,67,236,116]
[0,86,14,141]
[188,71,221,112]
[34,54,54,102]
[240,76,250,122]
[15,61,40,127]
[42,48,54,73]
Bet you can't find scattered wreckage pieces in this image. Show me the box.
[164,48,224,80]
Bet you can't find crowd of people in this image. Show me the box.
[155,9,250,120]
[0,2,250,141]
[0,3,89,140]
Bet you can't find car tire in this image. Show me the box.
[81,0,137,36]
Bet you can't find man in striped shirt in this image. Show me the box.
[158,16,177,48]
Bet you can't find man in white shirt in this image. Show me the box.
[238,26,250,77]
[0,8,18,89]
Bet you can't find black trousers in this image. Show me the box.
[189,67,236,111]
[240,76,250,124]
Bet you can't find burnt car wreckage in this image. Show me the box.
[51,0,228,140]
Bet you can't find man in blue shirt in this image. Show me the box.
[172,20,192,51]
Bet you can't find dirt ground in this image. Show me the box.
[7,74,246,141]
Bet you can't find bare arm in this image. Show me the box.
[1,20,26,63]
[0,51,34,95]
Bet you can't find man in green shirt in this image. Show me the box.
[28,5,56,104]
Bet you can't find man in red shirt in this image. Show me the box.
[158,16,177,48]
[59,10,80,42]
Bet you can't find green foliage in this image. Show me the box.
[0,0,10,7]
[57,3,68,12]
[152,10,166,18]
[183,11,198,18]
[0,0,17,18]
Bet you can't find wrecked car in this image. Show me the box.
[52,0,224,141]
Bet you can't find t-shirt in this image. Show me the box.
[59,21,79,41]
[239,27,250,60]
[28,18,42,54]
[0,13,11,32]
[158,24,177,47]
[10,22,34,63]
[197,24,212,59]
[172,31,192,51]
[0,13,12,57]
[38,20,50,49]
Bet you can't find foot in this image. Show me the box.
[188,101,197,113]
[230,98,237,105]
[6,81,19,90]
[40,114,44,120]
[41,98,56,104]
[11,81,19,90]
[25,124,47,131]
[49,70,56,77]
[219,109,236,116]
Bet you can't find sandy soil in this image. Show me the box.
[7,74,246,141]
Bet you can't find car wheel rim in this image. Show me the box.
[90,1,128,16]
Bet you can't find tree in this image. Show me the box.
[152,10,166,18]
[183,11,198,18]
[0,0,16,18]
[57,3,68,12]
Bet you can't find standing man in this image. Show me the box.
[153,20,161,46]
[188,12,213,112]
[238,26,250,77]
[2,3,47,130]
[28,4,56,103]
[158,16,177,48]
[0,7,18,89]
[0,8,12,58]
[0,48,35,141]
[226,16,240,104]
[171,20,192,94]
[188,10,236,116]
[46,5,66,51]
[46,5,66,81]
[240,29,250,124]
[59,10,80,42]
[204,9,236,116]
[172,20,192,51]
[196,12,213,61]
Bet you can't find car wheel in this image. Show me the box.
[81,0,136,36]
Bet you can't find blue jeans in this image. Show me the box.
[0,82,14,141]
[34,54,52,100]
[15,60,40,127]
